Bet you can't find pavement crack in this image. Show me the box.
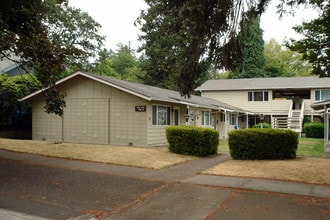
[108,182,172,217]
[204,189,240,220]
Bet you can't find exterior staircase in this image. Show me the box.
[273,101,304,135]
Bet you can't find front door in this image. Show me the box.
[173,107,179,125]
[293,98,302,110]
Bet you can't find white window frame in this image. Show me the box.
[152,105,170,126]
[202,111,211,126]
[220,112,226,122]
[229,114,237,125]
[315,90,330,101]
[248,91,269,102]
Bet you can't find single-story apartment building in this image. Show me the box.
[20,71,252,146]
[196,77,330,134]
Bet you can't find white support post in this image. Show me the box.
[325,108,329,150]
[246,113,249,128]
[224,110,228,139]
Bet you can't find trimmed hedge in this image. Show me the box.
[304,122,324,138]
[228,128,298,160]
[166,126,219,157]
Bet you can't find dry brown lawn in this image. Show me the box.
[0,138,195,169]
[202,157,330,185]
[2,138,330,185]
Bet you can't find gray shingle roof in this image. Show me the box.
[20,71,249,113]
[0,57,19,74]
[83,72,246,112]
[196,77,330,91]
[310,100,330,111]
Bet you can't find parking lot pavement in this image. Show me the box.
[0,159,165,219]
[107,183,330,220]
[1,150,330,220]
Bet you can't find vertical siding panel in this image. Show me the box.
[32,96,62,142]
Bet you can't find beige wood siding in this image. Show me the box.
[64,98,108,144]
[146,103,169,146]
[32,96,62,142]
[109,97,147,146]
[31,76,148,146]
[202,89,318,116]
[146,104,187,146]
[203,90,301,115]
[202,90,274,114]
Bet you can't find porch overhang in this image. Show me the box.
[311,100,330,151]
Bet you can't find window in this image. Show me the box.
[315,90,330,101]
[202,111,211,125]
[152,105,170,125]
[248,91,269,102]
[230,114,237,125]
[220,113,226,122]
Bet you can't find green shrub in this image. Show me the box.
[252,122,271,128]
[228,128,298,160]
[166,126,219,157]
[304,122,324,138]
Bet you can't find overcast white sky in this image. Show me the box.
[69,0,319,50]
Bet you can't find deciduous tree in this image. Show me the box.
[95,44,145,83]
[265,39,312,77]
[0,74,41,129]
[0,0,105,115]
[286,0,329,77]
[137,0,271,96]
[137,0,324,95]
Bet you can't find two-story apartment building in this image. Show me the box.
[196,77,330,135]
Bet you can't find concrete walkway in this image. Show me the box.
[1,149,330,219]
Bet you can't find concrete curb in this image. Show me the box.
[182,174,330,199]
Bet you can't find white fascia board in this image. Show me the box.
[311,101,330,108]
[236,110,255,115]
[217,106,254,115]
[217,107,234,112]
[19,88,45,101]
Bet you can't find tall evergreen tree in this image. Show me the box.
[230,11,265,78]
